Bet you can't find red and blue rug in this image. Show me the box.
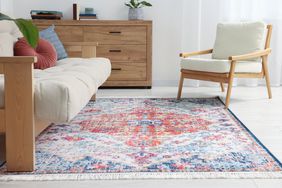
[1,98,282,180]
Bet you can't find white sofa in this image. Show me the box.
[0,20,111,122]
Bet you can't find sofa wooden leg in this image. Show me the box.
[91,94,96,101]
[0,134,5,166]
[177,72,184,100]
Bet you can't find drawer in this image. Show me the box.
[55,26,83,42]
[84,26,147,45]
[97,45,146,62]
[109,63,147,81]
[37,26,84,42]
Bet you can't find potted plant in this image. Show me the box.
[125,0,152,20]
[0,13,39,48]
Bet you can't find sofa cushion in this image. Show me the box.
[14,38,57,69]
[0,20,23,40]
[212,21,267,61]
[0,21,22,56]
[181,57,262,73]
[34,58,111,122]
[0,58,111,122]
[39,25,68,60]
[0,33,16,56]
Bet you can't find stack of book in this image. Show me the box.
[79,13,97,20]
[31,10,63,20]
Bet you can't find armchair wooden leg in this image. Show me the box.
[225,61,236,108]
[220,83,225,92]
[226,81,233,108]
[177,72,184,100]
[262,57,272,99]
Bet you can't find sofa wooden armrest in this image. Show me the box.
[180,49,213,58]
[228,48,272,61]
[0,42,100,172]
[0,56,37,171]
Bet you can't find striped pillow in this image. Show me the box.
[39,25,68,60]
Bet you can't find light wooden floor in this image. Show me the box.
[1,86,281,188]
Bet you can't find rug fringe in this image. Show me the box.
[1,172,282,181]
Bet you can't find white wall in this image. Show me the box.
[0,0,14,16]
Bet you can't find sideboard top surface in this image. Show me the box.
[32,20,152,26]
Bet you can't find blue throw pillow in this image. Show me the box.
[39,25,68,60]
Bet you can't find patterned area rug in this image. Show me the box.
[0,97,282,180]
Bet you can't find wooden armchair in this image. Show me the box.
[177,23,273,108]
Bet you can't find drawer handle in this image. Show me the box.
[112,68,122,71]
[109,49,122,53]
[109,31,122,34]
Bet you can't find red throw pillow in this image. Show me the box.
[14,38,57,70]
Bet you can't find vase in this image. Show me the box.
[128,8,144,20]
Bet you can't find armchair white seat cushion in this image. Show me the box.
[212,21,267,60]
[181,58,262,73]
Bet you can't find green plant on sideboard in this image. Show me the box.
[0,13,39,48]
[125,0,152,8]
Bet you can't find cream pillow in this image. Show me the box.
[0,33,16,56]
[0,20,23,40]
[212,21,267,61]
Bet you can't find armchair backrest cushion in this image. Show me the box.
[212,21,267,61]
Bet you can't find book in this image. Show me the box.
[30,10,63,16]
[79,13,97,17]
[79,14,97,20]
[73,4,80,20]
[30,10,63,20]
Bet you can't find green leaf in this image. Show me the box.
[14,19,39,48]
[130,0,138,8]
[1,12,39,48]
[125,3,134,8]
[0,12,13,20]
[140,1,152,7]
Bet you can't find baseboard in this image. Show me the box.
[152,80,281,87]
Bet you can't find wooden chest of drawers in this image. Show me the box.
[33,20,152,88]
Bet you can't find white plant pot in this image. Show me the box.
[128,8,144,20]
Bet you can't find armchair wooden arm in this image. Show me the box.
[180,49,213,58]
[229,48,272,61]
